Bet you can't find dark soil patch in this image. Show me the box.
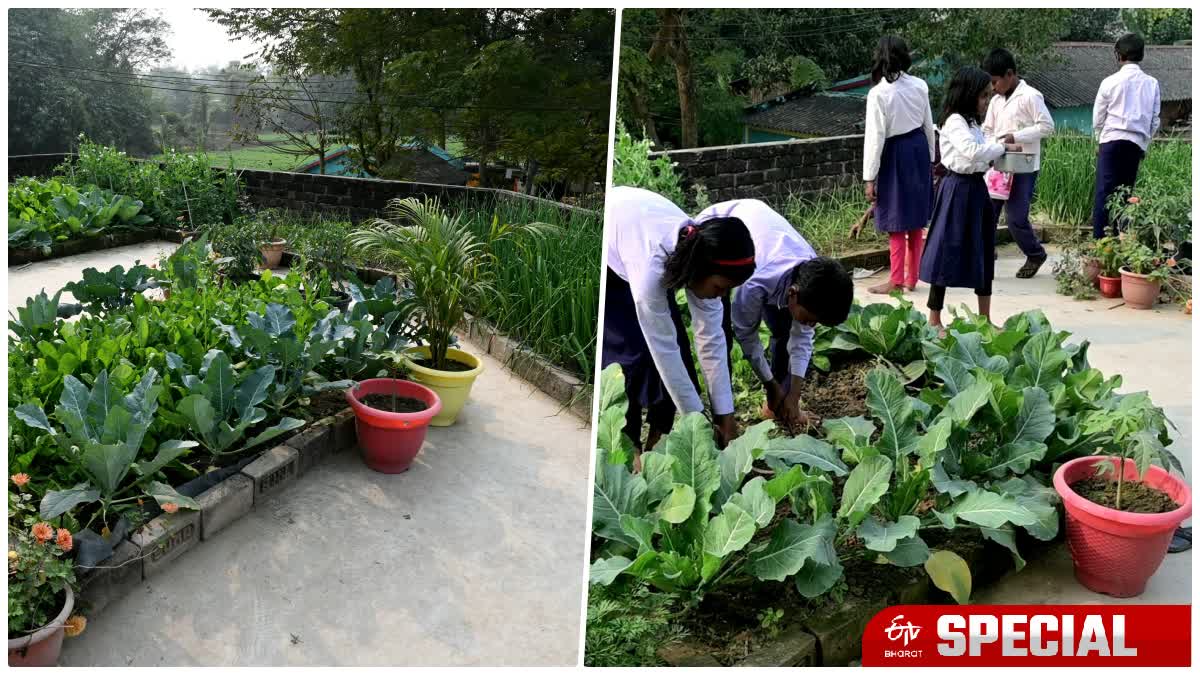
[306,387,350,420]
[792,359,873,423]
[414,357,475,372]
[1071,476,1179,514]
[676,527,988,666]
[360,393,429,413]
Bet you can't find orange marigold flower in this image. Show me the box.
[1128,196,1141,204]
[10,473,29,488]
[56,528,72,553]
[161,502,179,514]
[31,522,53,544]
[1167,258,1178,268]
[63,615,87,638]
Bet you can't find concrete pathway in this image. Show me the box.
[10,244,591,666]
[8,241,179,309]
[853,243,1191,605]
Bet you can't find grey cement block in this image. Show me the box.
[658,642,723,667]
[131,510,201,579]
[736,626,819,667]
[285,421,332,474]
[197,474,253,540]
[803,597,887,666]
[241,445,300,502]
[330,408,357,452]
[77,540,143,615]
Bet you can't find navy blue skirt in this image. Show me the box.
[601,267,700,412]
[875,126,933,233]
[919,171,996,289]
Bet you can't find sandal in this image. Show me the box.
[1169,526,1192,553]
[868,280,903,295]
[1016,255,1047,279]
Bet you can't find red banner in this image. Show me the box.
[862,605,1190,666]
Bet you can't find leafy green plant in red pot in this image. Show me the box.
[8,483,85,667]
[1118,239,1172,310]
[1093,236,1123,298]
[345,350,442,474]
[1053,393,1190,597]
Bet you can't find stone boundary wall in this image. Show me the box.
[8,154,597,224]
[648,135,864,208]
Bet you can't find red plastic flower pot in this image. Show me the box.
[345,379,442,474]
[1097,274,1122,298]
[1053,456,1192,597]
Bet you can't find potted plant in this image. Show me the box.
[8,485,84,667]
[1118,239,1171,309]
[1094,236,1123,298]
[348,197,553,426]
[1054,451,1190,597]
[344,350,442,473]
[257,210,288,269]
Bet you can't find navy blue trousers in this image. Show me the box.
[992,171,1046,259]
[1093,140,1145,238]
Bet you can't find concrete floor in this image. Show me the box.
[853,243,1191,604]
[8,241,179,309]
[10,243,592,666]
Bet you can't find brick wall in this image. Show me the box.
[649,135,863,208]
[8,154,595,223]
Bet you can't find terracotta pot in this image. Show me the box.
[8,587,73,667]
[345,379,441,473]
[1082,257,1102,285]
[1097,274,1122,298]
[1054,457,1191,597]
[260,239,287,268]
[1119,268,1161,309]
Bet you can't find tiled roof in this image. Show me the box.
[743,93,866,136]
[1025,42,1191,108]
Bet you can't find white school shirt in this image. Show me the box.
[1093,63,1162,151]
[604,186,734,416]
[982,79,1055,171]
[863,73,937,181]
[696,199,817,385]
[938,114,1006,175]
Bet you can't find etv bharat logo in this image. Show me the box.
[883,615,924,657]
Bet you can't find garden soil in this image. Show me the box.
[1071,476,1180,514]
[792,360,873,423]
[360,394,429,413]
[414,358,475,372]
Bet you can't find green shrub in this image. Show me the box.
[612,121,687,208]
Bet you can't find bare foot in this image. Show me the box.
[868,280,903,294]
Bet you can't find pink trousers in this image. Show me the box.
[889,230,924,288]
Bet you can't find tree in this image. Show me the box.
[233,72,347,174]
[1121,8,1192,45]
[1060,9,1124,42]
[648,9,699,148]
[209,8,613,192]
[8,8,171,154]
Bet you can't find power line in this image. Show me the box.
[12,63,609,113]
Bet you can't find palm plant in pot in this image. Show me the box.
[8,485,84,666]
[1052,394,1190,597]
[348,197,554,426]
[1094,236,1124,298]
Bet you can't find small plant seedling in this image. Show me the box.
[757,607,785,639]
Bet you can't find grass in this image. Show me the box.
[1035,134,1192,227]
[782,187,886,258]
[462,198,601,379]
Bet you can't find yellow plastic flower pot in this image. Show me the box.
[402,346,483,426]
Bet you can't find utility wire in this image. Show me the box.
[12,64,609,113]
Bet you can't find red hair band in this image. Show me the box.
[713,256,755,266]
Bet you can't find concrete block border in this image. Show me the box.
[657,534,1047,667]
[76,405,358,616]
[8,229,168,266]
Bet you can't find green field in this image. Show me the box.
[151,134,467,172]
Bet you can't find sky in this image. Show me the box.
[158,8,259,71]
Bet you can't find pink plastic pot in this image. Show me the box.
[8,587,72,667]
[1054,456,1191,597]
[345,379,441,474]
